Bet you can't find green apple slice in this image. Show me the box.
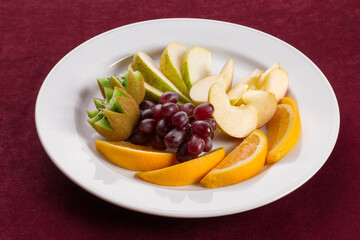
[132,51,191,103]
[159,42,189,96]
[181,47,212,89]
[209,83,258,138]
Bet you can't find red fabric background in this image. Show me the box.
[1,0,359,239]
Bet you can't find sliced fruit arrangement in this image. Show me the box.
[267,97,301,163]
[201,130,267,188]
[87,43,302,189]
[136,147,225,186]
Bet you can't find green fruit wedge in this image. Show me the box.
[88,86,140,141]
[126,70,145,104]
[159,42,189,96]
[181,47,212,90]
[132,51,191,103]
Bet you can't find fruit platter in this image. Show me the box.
[35,19,340,217]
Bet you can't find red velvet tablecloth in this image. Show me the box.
[1,0,359,239]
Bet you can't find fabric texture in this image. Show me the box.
[1,0,359,239]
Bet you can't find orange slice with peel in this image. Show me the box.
[95,140,178,171]
[200,130,267,188]
[136,147,225,186]
[267,97,301,163]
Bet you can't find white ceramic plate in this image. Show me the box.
[35,19,340,218]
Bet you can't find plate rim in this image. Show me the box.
[35,18,340,218]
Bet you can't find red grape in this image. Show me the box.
[140,109,153,120]
[139,119,156,133]
[187,135,205,156]
[129,131,148,145]
[139,100,155,110]
[203,118,217,131]
[191,120,212,138]
[149,134,167,150]
[161,102,179,120]
[193,103,214,120]
[164,128,186,148]
[172,111,189,129]
[156,119,172,137]
[176,141,197,162]
[203,136,212,152]
[180,103,195,116]
[152,104,163,122]
[159,91,179,104]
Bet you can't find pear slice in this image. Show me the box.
[181,47,212,89]
[128,63,163,103]
[239,90,277,128]
[209,83,258,138]
[219,58,234,92]
[132,51,191,103]
[189,75,224,104]
[159,42,189,96]
[227,69,263,105]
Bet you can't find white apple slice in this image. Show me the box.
[239,90,277,128]
[132,51,191,103]
[255,62,280,88]
[159,42,189,96]
[219,58,234,92]
[189,75,223,104]
[181,47,212,89]
[258,68,289,103]
[209,83,258,138]
[227,69,263,105]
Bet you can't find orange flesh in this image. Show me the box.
[215,134,260,169]
[107,141,174,153]
[268,106,292,150]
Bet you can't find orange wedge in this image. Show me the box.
[95,140,178,171]
[266,97,301,163]
[200,130,267,188]
[136,147,225,186]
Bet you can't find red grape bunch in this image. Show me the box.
[129,91,217,162]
